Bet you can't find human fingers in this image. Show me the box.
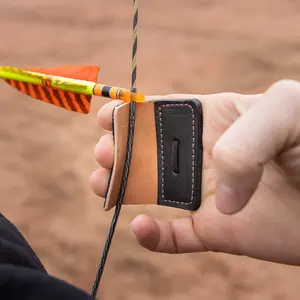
[131,214,207,253]
[97,100,124,131]
[213,80,300,214]
[95,133,114,170]
[89,167,111,198]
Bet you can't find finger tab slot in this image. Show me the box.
[172,139,180,175]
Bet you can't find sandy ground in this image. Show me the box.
[0,0,300,299]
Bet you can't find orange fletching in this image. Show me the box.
[4,66,100,114]
[26,66,100,82]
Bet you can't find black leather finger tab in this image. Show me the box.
[154,99,203,211]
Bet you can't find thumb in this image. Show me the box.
[213,80,300,214]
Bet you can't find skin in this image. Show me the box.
[89,79,300,266]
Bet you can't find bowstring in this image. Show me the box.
[131,0,138,93]
[90,1,139,298]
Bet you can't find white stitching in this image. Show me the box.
[158,103,195,205]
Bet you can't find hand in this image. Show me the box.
[89,80,300,266]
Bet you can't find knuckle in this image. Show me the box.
[267,80,300,104]
[269,79,300,93]
[266,79,300,120]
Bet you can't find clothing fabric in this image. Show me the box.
[0,213,94,300]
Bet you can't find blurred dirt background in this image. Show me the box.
[0,0,300,299]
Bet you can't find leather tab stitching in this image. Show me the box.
[158,103,195,205]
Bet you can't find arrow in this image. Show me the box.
[0,65,145,114]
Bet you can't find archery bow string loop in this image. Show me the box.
[91,1,139,298]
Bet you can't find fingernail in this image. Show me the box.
[215,183,249,214]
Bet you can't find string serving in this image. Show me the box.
[91,1,139,298]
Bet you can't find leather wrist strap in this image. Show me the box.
[105,99,203,211]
